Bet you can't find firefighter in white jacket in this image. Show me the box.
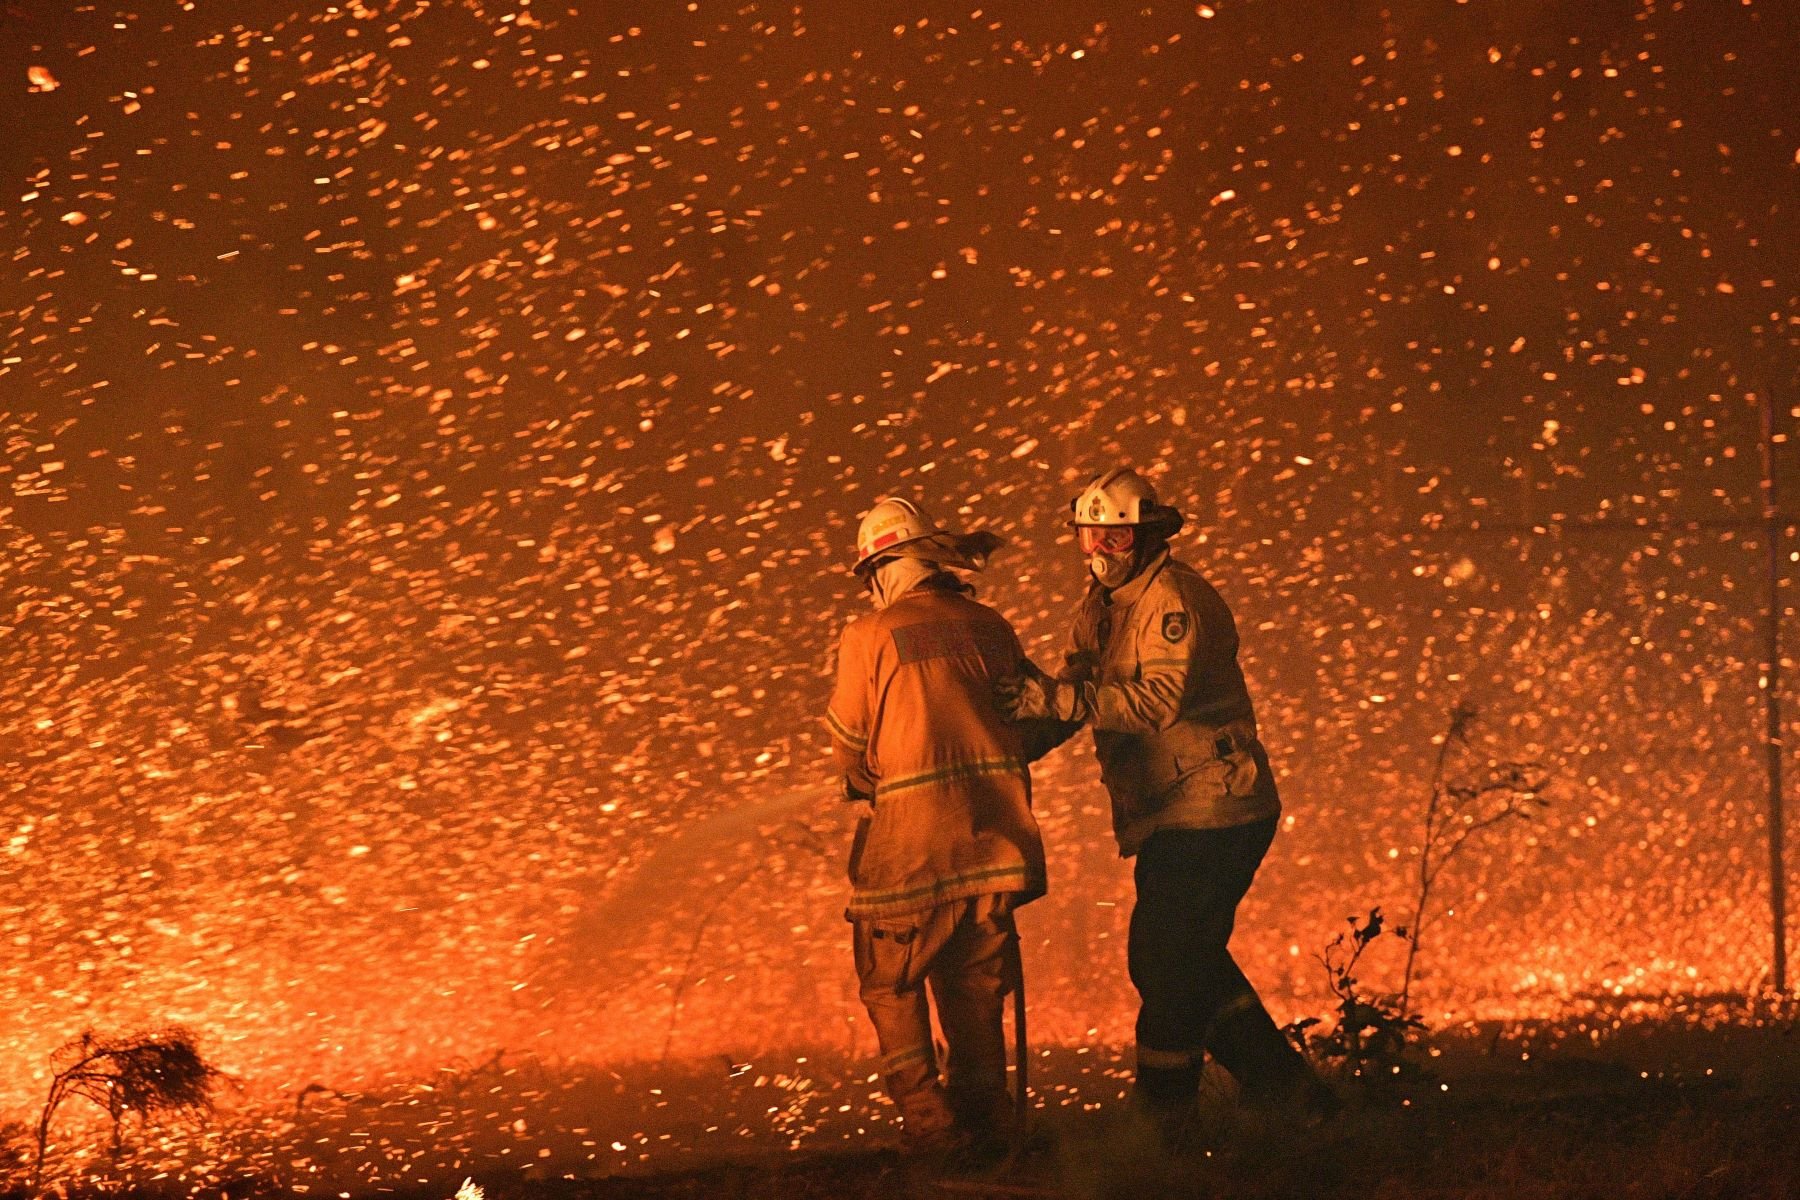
[995,467,1333,1127]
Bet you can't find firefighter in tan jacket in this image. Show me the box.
[826,497,1058,1154]
[995,468,1334,1129]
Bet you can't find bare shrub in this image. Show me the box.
[1400,702,1551,1015]
[1289,704,1551,1092]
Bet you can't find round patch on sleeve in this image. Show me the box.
[1161,612,1189,643]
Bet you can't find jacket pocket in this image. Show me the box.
[1214,723,1263,798]
[1218,744,1260,797]
[1166,721,1260,798]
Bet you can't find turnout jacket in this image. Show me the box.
[826,582,1050,920]
[1064,549,1281,856]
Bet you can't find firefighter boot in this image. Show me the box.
[1205,998,1340,1126]
[1130,1057,1204,1150]
[895,1082,964,1154]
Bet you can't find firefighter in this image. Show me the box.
[993,467,1334,1130]
[826,496,1062,1157]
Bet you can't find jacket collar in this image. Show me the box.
[1093,547,1170,609]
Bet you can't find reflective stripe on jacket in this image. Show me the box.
[826,583,1049,918]
[1066,550,1281,856]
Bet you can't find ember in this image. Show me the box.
[1,0,1794,1193]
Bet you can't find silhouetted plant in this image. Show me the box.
[438,1047,530,1102]
[1399,702,1551,1015]
[1285,907,1428,1088]
[32,1028,224,1185]
[0,1119,28,1185]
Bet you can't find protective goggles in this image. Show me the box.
[1077,525,1136,555]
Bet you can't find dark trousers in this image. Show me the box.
[1129,817,1307,1103]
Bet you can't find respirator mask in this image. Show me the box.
[1079,524,1140,590]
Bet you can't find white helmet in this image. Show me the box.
[853,497,937,574]
[1071,467,1160,527]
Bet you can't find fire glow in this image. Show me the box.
[1,0,1795,1192]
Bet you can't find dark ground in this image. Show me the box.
[8,1009,1799,1200]
[443,1073,1800,1200]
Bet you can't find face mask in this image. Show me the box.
[1080,525,1139,590]
[1089,548,1138,589]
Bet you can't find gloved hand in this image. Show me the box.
[993,662,1089,724]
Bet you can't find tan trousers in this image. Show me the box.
[852,893,1017,1141]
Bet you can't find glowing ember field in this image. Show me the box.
[1,0,1796,1190]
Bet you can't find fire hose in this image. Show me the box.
[1008,928,1029,1157]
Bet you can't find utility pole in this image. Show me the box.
[1760,390,1788,994]
[1413,392,1793,995]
